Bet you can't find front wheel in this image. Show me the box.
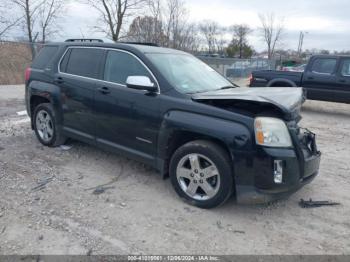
[169,140,234,209]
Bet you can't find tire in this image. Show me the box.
[33,103,66,147]
[169,140,234,209]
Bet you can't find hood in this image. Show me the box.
[192,87,305,120]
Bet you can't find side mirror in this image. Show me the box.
[126,76,158,93]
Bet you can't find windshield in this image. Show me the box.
[146,53,233,94]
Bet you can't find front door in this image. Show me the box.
[302,57,340,101]
[94,49,161,162]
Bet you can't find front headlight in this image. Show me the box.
[254,117,292,148]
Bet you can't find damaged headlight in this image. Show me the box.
[254,117,292,148]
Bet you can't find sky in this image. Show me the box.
[54,0,350,52]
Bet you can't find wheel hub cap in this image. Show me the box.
[176,153,220,201]
[35,110,54,142]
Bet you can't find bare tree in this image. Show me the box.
[38,0,65,43]
[127,16,165,44]
[259,13,284,59]
[215,26,227,55]
[11,0,66,58]
[83,0,147,42]
[11,0,42,58]
[0,2,21,39]
[164,0,185,48]
[175,22,199,52]
[146,0,164,44]
[230,24,252,58]
[199,20,219,54]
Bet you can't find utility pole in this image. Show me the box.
[297,31,308,57]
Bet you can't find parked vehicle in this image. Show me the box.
[250,55,350,103]
[226,60,271,78]
[25,40,321,208]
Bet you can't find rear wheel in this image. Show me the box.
[33,103,66,147]
[170,140,234,209]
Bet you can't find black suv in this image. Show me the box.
[25,41,321,208]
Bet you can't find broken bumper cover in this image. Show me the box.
[234,130,321,204]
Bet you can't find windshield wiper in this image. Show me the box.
[187,85,235,94]
[218,86,235,90]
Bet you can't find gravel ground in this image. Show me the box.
[0,85,349,255]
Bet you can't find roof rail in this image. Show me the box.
[119,42,159,47]
[65,39,104,43]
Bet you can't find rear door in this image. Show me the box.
[302,57,340,101]
[57,47,104,142]
[336,58,350,103]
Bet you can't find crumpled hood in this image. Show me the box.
[192,87,305,120]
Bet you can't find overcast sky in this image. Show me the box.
[56,0,350,52]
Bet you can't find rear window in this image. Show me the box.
[311,58,337,74]
[31,46,59,69]
[61,48,104,79]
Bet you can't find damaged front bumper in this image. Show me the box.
[234,128,321,204]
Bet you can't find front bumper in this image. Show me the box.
[234,129,321,204]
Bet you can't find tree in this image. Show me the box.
[127,16,165,44]
[199,20,220,54]
[215,26,227,56]
[126,0,198,52]
[230,24,252,58]
[146,0,165,45]
[12,0,42,58]
[174,22,199,52]
[11,0,66,58]
[164,0,188,49]
[258,13,284,59]
[226,39,254,58]
[38,0,65,43]
[83,0,147,42]
[0,2,21,39]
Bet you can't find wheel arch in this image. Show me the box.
[267,78,297,87]
[28,81,64,128]
[157,111,252,179]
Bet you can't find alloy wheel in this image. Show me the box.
[176,153,221,201]
[35,110,54,143]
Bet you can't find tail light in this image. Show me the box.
[25,67,31,82]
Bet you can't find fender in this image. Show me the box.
[156,110,253,176]
[28,80,64,126]
[267,78,297,87]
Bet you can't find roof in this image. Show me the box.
[311,54,350,59]
[50,41,188,55]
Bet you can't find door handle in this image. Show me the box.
[98,86,111,94]
[339,79,346,83]
[307,77,314,80]
[54,76,64,84]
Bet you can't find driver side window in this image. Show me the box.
[341,59,350,77]
[104,50,152,85]
[311,58,337,75]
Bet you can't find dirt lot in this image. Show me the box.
[0,85,349,255]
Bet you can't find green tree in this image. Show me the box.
[230,24,252,58]
[226,39,254,58]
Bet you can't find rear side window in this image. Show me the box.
[32,46,59,69]
[104,50,151,85]
[341,59,350,76]
[311,58,337,74]
[61,48,104,79]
